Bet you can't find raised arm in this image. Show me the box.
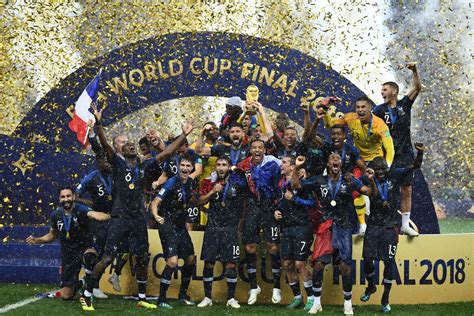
[155,121,194,163]
[87,211,111,221]
[407,63,422,101]
[381,126,395,167]
[291,156,306,190]
[412,142,425,169]
[303,108,324,144]
[87,125,105,158]
[92,103,115,161]
[195,125,212,156]
[360,168,376,197]
[190,162,203,180]
[254,101,274,139]
[26,228,58,244]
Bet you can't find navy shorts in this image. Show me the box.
[158,223,195,259]
[60,246,87,288]
[362,226,398,261]
[331,224,353,265]
[90,220,110,257]
[281,225,313,261]
[392,153,415,186]
[201,227,240,263]
[105,217,149,257]
[242,199,280,245]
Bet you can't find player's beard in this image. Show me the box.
[218,171,228,180]
[61,200,73,211]
[231,137,241,147]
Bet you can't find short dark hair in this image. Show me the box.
[204,121,217,127]
[282,155,296,164]
[59,186,74,195]
[138,136,150,146]
[216,155,232,165]
[179,154,194,165]
[382,81,399,93]
[229,122,244,130]
[249,138,265,148]
[368,156,387,170]
[356,95,373,106]
[171,135,188,145]
[331,124,346,133]
[285,126,298,133]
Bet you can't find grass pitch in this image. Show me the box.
[0,284,473,315]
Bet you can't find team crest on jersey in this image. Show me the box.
[387,180,394,190]
[310,148,322,156]
[340,183,347,193]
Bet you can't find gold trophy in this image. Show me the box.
[245,84,259,115]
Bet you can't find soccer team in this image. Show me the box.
[26,63,424,314]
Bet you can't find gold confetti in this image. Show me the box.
[0,1,471,228]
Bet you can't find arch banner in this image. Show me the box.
[0,32,438,233]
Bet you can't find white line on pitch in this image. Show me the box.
[0,296,43,314]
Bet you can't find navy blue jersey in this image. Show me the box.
[276,177,315,228]
[300,175,364,229]
[199,172,247,228]
[163,149,202,176]
[156,175,193,227]
[142,158,163,192]
[361,167,412,228]
[110,154,145,218]
[373,96,414,157]
[211,144,249,166]
[323,142,361,173]
[274,142,303,160]
[299,142,331,176]
[50,203,92,252]
[76,170,113,213]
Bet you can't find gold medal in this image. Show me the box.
[330,200,337,207]
[129,183,135,190]
[107,195,112,201]
[221,201,226,207]
[66,232,70,239]
[383,201,389,208]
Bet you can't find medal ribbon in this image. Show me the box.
[221,180,231,205]
[366,114,373,140]
[61,210,73,239]
[98,173,112,195]
[339,144,346,166]
[230,147,241,166]
[174,154,180,173]
[327,175,343,203]
[387,106,397,125]
[180,178,187,207]
[374,178,389,202]
[125,159,139,185]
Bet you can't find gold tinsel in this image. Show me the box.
[0,1,472,206]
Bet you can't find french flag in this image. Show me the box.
[68,71,101,147]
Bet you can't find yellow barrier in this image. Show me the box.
[99,230,474,304]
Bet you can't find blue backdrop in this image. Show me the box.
[0,31,439,234]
